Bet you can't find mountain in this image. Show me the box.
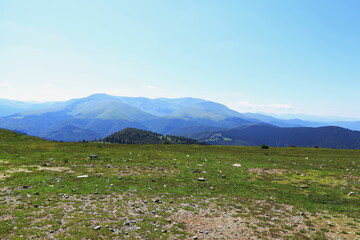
[42,124,102,142]
[0,99,59,117]
[193,124,360,149]
[1,93,360,149]
[0,94,253,141]
[102,128,204,145]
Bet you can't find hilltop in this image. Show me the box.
[102,128,204,145]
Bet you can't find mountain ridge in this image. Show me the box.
[0,93,360,148]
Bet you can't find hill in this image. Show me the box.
[193,124,360,149]
[102,127,204,145]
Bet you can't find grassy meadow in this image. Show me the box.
[0,129,359,239]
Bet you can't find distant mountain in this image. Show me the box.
[102,128,204,145]
[0,94,254,141]
[1,93,360,148]
[0,99,59,117]
[193,124,360,149]
[42,124,102,142]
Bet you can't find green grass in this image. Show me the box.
[0,129,359,239]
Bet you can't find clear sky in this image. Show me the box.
[0,0,359,119]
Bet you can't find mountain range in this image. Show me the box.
[1,93,360,148]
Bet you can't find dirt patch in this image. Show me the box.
[248,168,288,175]
[37,166,72,172]
[0,173,8,180]
[170,208,256,239]
[6,168,33,174]
[343,174,360,181]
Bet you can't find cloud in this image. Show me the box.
[0,82,10,88]
[229,101,295,113]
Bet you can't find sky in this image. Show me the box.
[0,0,359,119]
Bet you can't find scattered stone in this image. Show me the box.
[198,177,205,181]
[152,179,156,182]
[118,177,122,179]
[154,199,162,203]
[300,185,309,189]
[77,175,88,178]
[34,205,38,208]
[89,154,98,159]
[348,192,355,196]
[232,164,241,167]
[34,192,39,195]
[94,226,101,230]
[221,175,226,178]
[22,186,30,189]
[192,236,198,239]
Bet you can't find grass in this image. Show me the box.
[0,129,359,239]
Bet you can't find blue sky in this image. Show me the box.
[0,0,359,119]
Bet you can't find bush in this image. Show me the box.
[261,144,269,149]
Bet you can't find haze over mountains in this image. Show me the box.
[1,93,360,148]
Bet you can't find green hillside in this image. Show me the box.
[102,127,204,145]
[0,129,359,239]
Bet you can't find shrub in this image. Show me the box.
[261,144,269,149]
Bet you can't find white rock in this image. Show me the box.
[232,164,242,167]
[77,175,88,178]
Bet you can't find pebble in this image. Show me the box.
[94,226,101,230]
[198,177,205,181]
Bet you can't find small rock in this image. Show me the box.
[89,154,97,159]
[192,236,198,239]
[198,177,205,181]
[300,185,308,189]
[34,192,39,195]
[154,199,162,203]
[34,205,38,208]
[77,175,88,178]
[221,175,226,178]
[94,226,101,230]
[232,164,241,167]
[348,192,355,196]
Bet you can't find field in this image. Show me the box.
[0,129,359,239]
